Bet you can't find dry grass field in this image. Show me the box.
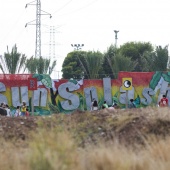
[0,107,170,170]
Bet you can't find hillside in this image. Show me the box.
[1,107,170,148]
[1,107,170,169]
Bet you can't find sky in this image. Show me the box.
[0,0,170,79]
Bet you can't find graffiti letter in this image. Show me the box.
[165,87,170,106]
[58,82,79,110]
[84,87,98,110]
[21,86,29,104]
[34,88,48,107]
[11,87,20,107]
[11,86,29,107]
[103,78,112,105]
[155,78,169,104]
[119,86,135,104]
[141,88,155,105]
[0,82,8,104]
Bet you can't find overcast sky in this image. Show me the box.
[0,0,170,78]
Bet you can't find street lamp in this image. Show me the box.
[114,30,119,48]
[71,44,84,50]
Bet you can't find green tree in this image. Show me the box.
[62,51,87,79]
[119,42,153,71]
[25,56,37,73]
[81,51,103,79]
[0,44,27,74]
[26,56,56,74]
[62,51,103,79]
[136,51,152,72]
[107,53,136,78]
[102,45,117,79]
[142,45,169,71]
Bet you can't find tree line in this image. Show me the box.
[0,42,169,79]
[62,42,169,79]
[0,44,56,75]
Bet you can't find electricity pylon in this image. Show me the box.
[48,26,56,75]
[49,26,56,60]
[25,0,52,58]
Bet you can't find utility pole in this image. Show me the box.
[25,0,52,58]
[49,26,56,60]
[71,44,84,51]
[114,30,119,48]
[25,0,52,115]
[49,26,56,75]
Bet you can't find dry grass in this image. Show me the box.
[0,107,170,170]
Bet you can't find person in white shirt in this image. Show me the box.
[91,99,98,111]
[5,104,11,117]
[15,106,21,117]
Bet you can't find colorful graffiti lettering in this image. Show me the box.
[0,72,170,114]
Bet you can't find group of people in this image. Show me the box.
[102,100,118,112]
[15,101,30,117]
[128,95,169,108]
[90,94,169,112]
[91,98,117,112]
[0,101,30,117]
[1,95,169,116]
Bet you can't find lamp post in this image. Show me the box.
[71,44,84,51]
[114,30,119,48]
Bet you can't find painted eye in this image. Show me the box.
[124,80,131,88]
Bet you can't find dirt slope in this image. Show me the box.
[1,107,170,147]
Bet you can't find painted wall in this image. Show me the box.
[0,72,169,114]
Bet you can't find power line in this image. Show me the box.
[52,0,73,15]
[1,8,26,44]
[43,0,100,20]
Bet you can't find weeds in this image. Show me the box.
[0,107,170,169]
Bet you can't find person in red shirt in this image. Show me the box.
[159,95,168,107]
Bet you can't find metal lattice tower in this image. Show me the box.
[49,26,56,60]
[36,0,41,58]
[25,0,51,58]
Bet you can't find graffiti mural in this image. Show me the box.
[0,71,170,114]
